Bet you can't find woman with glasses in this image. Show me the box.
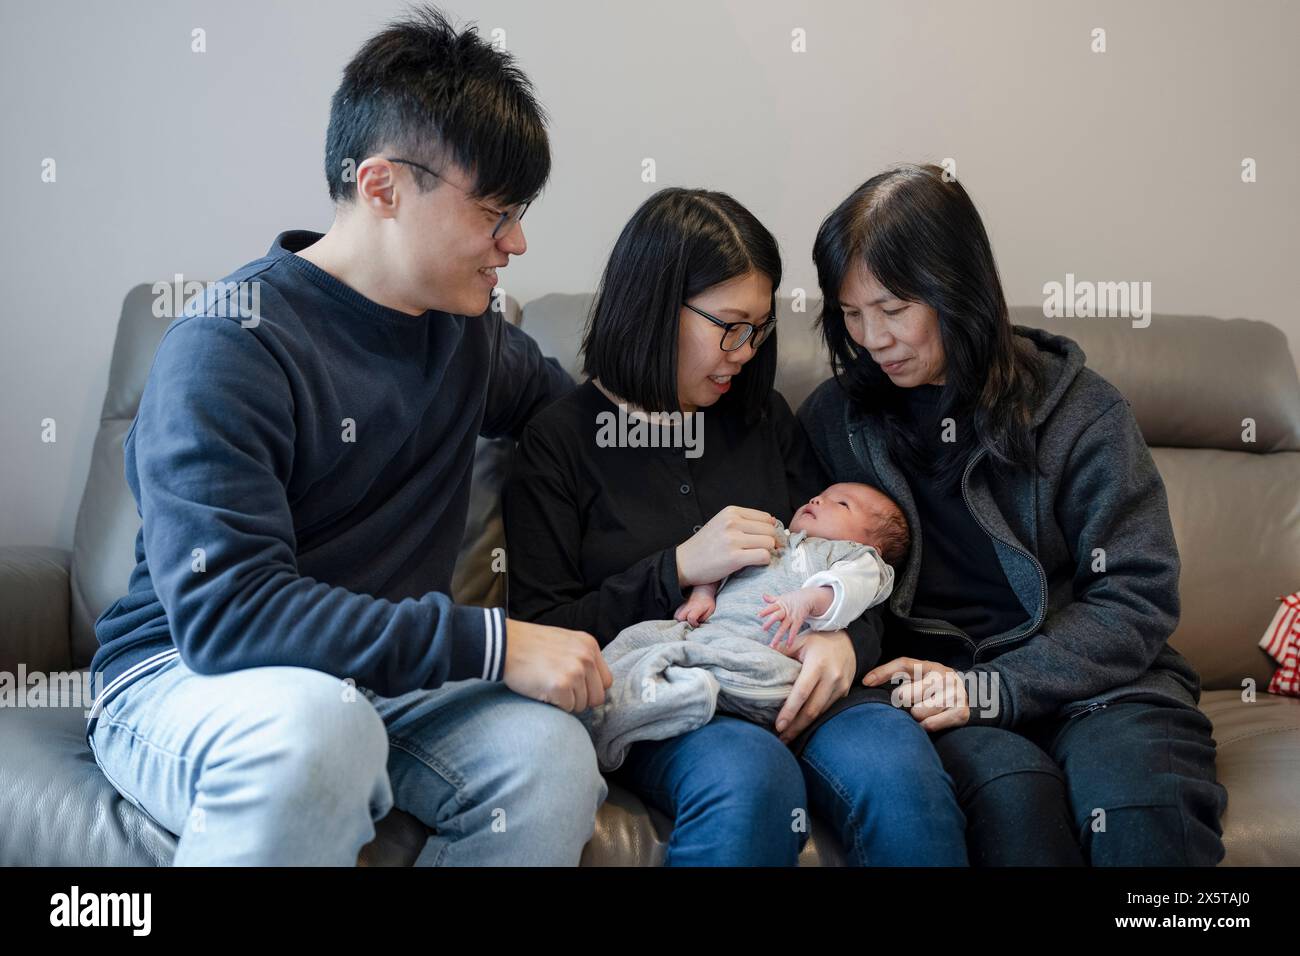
[503,187,968,866]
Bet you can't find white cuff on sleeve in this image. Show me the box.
[804,547,893,631]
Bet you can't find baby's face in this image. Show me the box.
[789,483,895,546]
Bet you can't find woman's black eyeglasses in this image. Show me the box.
[386,157,530,239]
[683,302,778,351]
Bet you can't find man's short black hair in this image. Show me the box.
[324,5,550,206]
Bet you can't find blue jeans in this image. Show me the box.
[88,655,607,865]
[613,702,969,865]
[800,701,969,865]
[930,700,1228,865]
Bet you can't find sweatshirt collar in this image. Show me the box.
[269,230,440,325]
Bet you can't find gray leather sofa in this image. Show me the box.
[2,285,1297,866]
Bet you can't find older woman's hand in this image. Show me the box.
[675,505,780,588]
[864,657,971,732]
[772,629,855,744]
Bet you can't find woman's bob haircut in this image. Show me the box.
[581,187,782,423]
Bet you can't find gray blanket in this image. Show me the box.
[580,527,880,771]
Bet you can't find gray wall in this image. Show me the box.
[2,0,1297,548]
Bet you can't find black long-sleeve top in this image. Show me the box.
[898,384,1028,645]
[503,380,885,709]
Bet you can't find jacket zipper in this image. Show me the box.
[846,421,1050,657]
[957,449,1050,661]
[1067,701,1108,720]
[847,425,974,646]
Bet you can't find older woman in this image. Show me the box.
[798,163,1228,865]
[505,187,967,865]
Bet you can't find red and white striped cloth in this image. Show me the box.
[1259,591,1300,697]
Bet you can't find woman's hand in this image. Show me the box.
[675,505,780,588]
[773,629,855,745]
[863,657,971,732]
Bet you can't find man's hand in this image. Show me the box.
[773,629,855,745]
[502,618,612,713]
[674,584,717,627]
[758,585,833,649]
[863,656,971,732]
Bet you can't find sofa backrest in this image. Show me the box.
[521,294,1300,693]
[76,285,1300,694]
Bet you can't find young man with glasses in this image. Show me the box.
[84,6,611,866]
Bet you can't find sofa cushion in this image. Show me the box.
[0,688,175,865]
[579,780,846,866]
[1198,689,1300,866]
[0,546,73,673]
[0,669,433,866]
[1153,447,1300,689]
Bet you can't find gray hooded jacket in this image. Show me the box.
[797,325,1201,730]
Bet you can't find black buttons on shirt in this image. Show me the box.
[679,483,691,495]
[693,525,702,533]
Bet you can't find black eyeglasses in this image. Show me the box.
[683,302,778,351]
[385,157,531,239]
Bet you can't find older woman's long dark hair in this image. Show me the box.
[581,187,781,423]
[813,163,1045,489]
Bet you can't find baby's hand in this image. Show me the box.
[758,587,824,649]
[674,589,716,627]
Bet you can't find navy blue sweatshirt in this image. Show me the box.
[86,230,573,739]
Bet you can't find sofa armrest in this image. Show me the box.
[0,546,73,672]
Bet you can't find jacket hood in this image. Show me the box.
[1012,324,1088,427]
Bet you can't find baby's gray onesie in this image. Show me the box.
[580,524,893,771]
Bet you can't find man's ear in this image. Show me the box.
[355,157,399,219]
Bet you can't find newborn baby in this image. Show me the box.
[580,482,911,772]
[674,482,910,650]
